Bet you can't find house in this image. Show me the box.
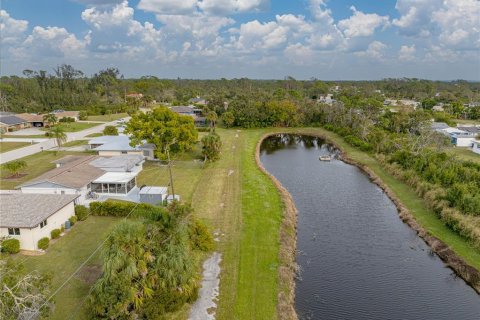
[17,155,145,204]
[126,93,144,99]
[0,194,78,251]
[431,122,450,131]
[0,115,28,132]
[318,94,335,105]
[170,105,202,116]
[139,186,168,205]
[17,113,45,127]
[472,140,480,155]
[54,111,80,121]
[457,126,479,137]
[451,135,475,147]
[189,97,208,106]
[88,135,156,160]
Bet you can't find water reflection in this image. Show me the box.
[261,134,339,157]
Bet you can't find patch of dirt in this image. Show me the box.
[3,173,27,180]
[77,264,102,286]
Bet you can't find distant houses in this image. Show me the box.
[88,135,156,160]
[1,110,80,130]
[169,105,207,126]
[0,115,28,132]
[0,194,78,250]
[432,122,479,148]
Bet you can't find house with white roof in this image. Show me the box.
[88,135,156,160]
[0,194,78,251]
[472,140,480,155]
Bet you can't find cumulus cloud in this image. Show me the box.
[0,10,28,44]
[198,0,269,15]
[284,43,314,65]
[137,0,198,15]
[338,6,389,38]
[398,44,416,61]
[356,41,388,60]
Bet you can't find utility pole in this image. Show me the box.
[166,145,175,198]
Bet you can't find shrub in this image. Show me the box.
[38,237,49,250]
[89,200,156,217]
[103,125,118,136]
[75,205,89,221]
[79,111,88,120]
[1,238,20,254]
[50,229,61,239]
[188,220,214,252]
[69,215,78,226]
[344,135,373,152]
[59,117,75,123]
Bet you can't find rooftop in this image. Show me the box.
[170,106,201,113]
[0,115,27,125]
[93,171,137,183]
[0,194,79,228]
[89,154,144,171]
[17,113,44,122]
[139,186,168,195]
[89,135,154,152]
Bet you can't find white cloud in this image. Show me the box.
[309,0,334,25]
[0,10,28,44]
[198,0,268,15]
[137,0,198,15]
[398,44,416,61]
[356,41,387,60]
[338,6,389,38]
[284,43,314,65]
[392,0,439,37]
[230,20,288,51]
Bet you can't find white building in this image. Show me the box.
[0,194,78,251]
[18,155,144,205]
[88,135,156,160]
[139,186,168,205]
[318,94,335,105]
[472,140,480,155]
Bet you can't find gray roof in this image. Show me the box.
[139,186,168,195]
[89,135,154,152]
[170,106,200,114]
[0,112,15,116]
[89,155,144,171]
[0,194,78,228]
[457,126,479,134]
[431,122,450,130]
[0,115,26,125]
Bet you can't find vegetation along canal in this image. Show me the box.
[260,134,480,320]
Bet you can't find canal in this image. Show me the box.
[260,134,480,320]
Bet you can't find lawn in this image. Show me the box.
[85,132,103,138]
[0,151,93,189]
[447,147,480,163]
[15,216,121,320]
[0,141,31,153]
[42,122,100,132]
[2,134,46,138]
[62,140,88,148]
[86,113,128,122]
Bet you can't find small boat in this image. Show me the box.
[319,155,332,161]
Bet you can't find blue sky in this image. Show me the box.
[1,0,479,80]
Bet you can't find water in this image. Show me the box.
[260,134,480,320]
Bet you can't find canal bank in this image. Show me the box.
[255,130,479,319]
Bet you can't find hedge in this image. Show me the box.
[75,205,89,221]
[2,239,20,254]
[69,215,78,226]
[38,237,49,250]
[89,200,158,218]
[51,229,61,239]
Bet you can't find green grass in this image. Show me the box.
[86,113,128,122]
[42,122,100,132]
[62,140,88,147]
[0,151,93,189]
[15,216,121,320]
[2,134,46,138]
[456,119,480,125]
[0,141,31,153]
[292,127,480,271]
[85,132,103,138]
[447,147,480,163]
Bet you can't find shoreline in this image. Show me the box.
[255,131,479,318]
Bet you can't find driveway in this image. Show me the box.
[5,127,45,135]
[0,118,129,164]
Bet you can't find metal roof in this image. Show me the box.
[89,155,144,171]
[139,186,168,195]
[0,194,79,228]
[0,115,26,125]
[89,135,154,152]
[93,172,137,184]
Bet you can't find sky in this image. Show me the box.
[1,0,479,80]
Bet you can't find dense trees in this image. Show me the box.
[88,203,211,319]
[102,125,118,136]
[126,106,198,158]
[201,133,222,162]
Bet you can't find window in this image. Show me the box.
[8,228,20,235]
[40,219,47,228]
[61,190,65,195]
[121,151,128,154]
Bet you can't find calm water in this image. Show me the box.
[260,134,480,320]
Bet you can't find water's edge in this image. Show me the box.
[255,131,479,320]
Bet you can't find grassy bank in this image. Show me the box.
[287,127,480,271]
[0,141,31,153]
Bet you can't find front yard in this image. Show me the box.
[0,151,93,189]
[42,122,100,132]
[86,113,128,122]
[15,216,121,320]
[0,141,31,153]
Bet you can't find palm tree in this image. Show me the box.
[206,110,218,132]
[42,113,58,128]
[49,125,67,150]
[2,160,27,178]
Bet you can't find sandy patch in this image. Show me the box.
[189,252,222,320]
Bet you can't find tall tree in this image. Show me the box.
[201,132,222,162]
[42,114,58,127]
[49,125,67,150]
[2,160,27,178]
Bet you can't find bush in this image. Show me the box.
[89,200,156,217]
[75,205,89,221]
[103,125,118,136]
[344,135,373,152]
[1,238,20,254]
[38,237,49,250]
[50,229,61,239]
[69,215,78,226]
[79,111,88,120]
[59,117,75,123]
[188,220,214,252]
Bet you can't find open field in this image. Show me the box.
[14,216,121,320]
[86,113,128,122]
[42,122,100,132]
[447,147,480,163]
[0,151,93,189]
[0,141,31,153]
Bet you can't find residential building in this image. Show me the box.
[0,115,28,132]
[88,135,156,160]
[17,155,145,204]
[451,134,475,147]
[54,111,80,121]
[170,105,202,116]
[318,94,335,105]
[189,97,208,106]
[472,140,480,155]
[0,194,78,251]
[17,113,45,127]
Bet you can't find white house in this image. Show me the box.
[88,135,156,160]
[451,135,475,147]
[18,155,145,205]
[139,186,168,205]
[318,94,335,105]
[0,194,78,251]
[472,140,480,155]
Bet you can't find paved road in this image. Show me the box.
[0,119,127,164]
